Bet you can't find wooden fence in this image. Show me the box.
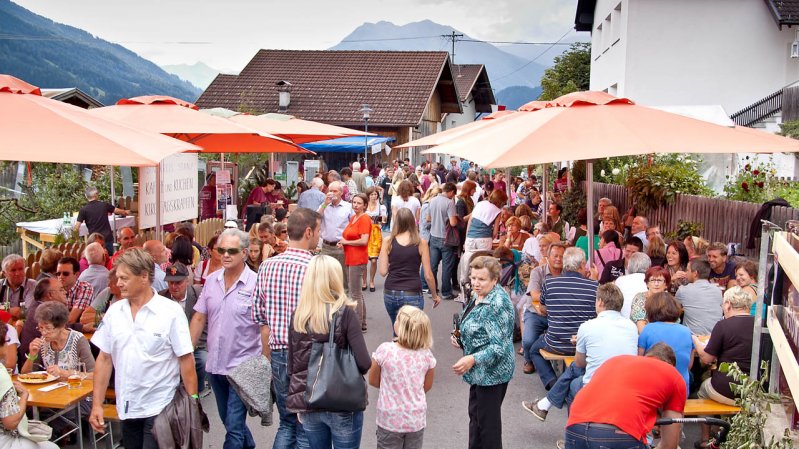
[587,182,799,257]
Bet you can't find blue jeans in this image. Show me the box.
[546,363,585,409]
[565,423,647,449]
[272,350,310,449]
[300,411,363,449]
[531,335,572,389]
[383,290,424,327]
[522,311,548,363]
[428,236,455,296]
[207,374,255,449]
[195,348,208,393]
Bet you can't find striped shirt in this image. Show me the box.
[541,271,598,354]
[66,280,94,310]
[252,248,313,350]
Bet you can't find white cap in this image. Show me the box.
[224,220,238,229]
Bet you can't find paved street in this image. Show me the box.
[199,270,568,449]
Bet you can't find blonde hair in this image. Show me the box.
[724,286,753,310]
[470,255,501,281]
[292,255,355,334]
[421,186,441,203]
[395,305,433,350]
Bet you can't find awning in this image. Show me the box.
[299,136,395,154]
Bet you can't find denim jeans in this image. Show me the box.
[565,423,647,449]
[300,411,363,449]
[208,373,256,449]
[272,350,310,449]
[428,236,455,296]
[531,335,572,389]
[383,290,424,327]
[522,311,548,363]
[546,363,585,409]
[195,348,208,393]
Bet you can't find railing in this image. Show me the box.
[588,182,799,257]
[730,88,783,127]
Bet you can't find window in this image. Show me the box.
[611,3,622,46]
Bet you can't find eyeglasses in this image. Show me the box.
[37,325,55,333]
[56,271,73,277]
[647,278,666,284]
[215,247,242,256]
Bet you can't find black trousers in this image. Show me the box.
[121,416,157,449]
[468,382,508,449]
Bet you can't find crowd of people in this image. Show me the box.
[0,157,765,449]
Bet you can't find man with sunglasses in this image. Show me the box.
[190,228,261,449]
[56,257,93,325]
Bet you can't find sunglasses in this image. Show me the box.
[216,247,242,256]
[56,271,73,277]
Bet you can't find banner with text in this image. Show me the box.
[138,153,198,229]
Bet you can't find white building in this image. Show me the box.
[575,0,799,183]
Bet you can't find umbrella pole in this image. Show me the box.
[586,160,595,269]
[155,163,162,241]
[542,163,549,224]
[110,166,118,250]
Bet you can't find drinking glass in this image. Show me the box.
[67,362,85,389]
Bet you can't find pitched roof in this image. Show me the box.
[40,88,103,108]
[196,50,462,127]
[765,0,799,27]
[453,64,496,113]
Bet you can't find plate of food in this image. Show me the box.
[18,371,57,384]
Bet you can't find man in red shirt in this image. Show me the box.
[199,172,218,220]
[566,343,686,449]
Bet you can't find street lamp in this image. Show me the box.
[359,104,373,165]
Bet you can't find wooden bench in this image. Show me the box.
[683,399,740,416]
[539,349,575,367]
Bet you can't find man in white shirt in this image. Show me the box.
[614,252,651,318]
[317,181,353,290]
[631,216,649,250]
[89,248,198,449]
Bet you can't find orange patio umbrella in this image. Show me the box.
[0,75,200,166]
[417,91,799,167]
[89,96,309,153]
[207,111,374,145]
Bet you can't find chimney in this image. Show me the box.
[276,80,292,112]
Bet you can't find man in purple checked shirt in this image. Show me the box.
[190,228,262,449]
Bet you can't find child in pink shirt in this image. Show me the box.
[368,306,436,449]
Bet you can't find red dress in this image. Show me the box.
[342,214,371,266]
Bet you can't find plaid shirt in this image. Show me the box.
[252,247,313,350]
[67,280,94,310]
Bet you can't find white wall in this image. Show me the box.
[589,0,799,113]
[443,97,478,131]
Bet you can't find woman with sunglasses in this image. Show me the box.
[194,236,222,285]
[629,266,672,333]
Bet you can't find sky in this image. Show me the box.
[13,0,581,72]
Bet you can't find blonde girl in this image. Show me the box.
[368,305,436,449]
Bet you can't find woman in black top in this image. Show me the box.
[378,208,441,326]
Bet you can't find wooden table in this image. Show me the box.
[16,376,93,449]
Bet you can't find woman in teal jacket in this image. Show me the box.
[451,255,515,449]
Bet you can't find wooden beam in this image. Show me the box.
[766,306,799,409]
[773,232,799,290]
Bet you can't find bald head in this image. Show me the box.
[143,240,167,264]
[85,242,105,265]
[118,227,136,250]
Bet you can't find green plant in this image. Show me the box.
[721,361,793,449]
[665,219,705,241]
[559,187,586,227]
[777,119,799,139]
[625,154,713,212]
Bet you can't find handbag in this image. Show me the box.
[304,308,367,412]
[20,419,52,443]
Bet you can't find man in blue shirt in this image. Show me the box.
[530,247,598,390]
[523,283,638,420]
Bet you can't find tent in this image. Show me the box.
[300,136,395,154]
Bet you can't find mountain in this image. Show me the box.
[330,20,547,93]
[161,62,223,90]
[0,0,200,105]
[496,85,543,110]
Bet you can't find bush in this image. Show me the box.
[626,154,713,212]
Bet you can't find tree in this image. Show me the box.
[538,42,591,101]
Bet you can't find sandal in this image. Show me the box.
[369,285,375,292]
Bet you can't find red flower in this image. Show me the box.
[745,164,752,171]
[757,181,765,188]
[741,181,749,191]
[753,170,760,176]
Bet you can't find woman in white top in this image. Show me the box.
[365,187,387,292]
[391,180,421,227]
[456,189,508,292]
